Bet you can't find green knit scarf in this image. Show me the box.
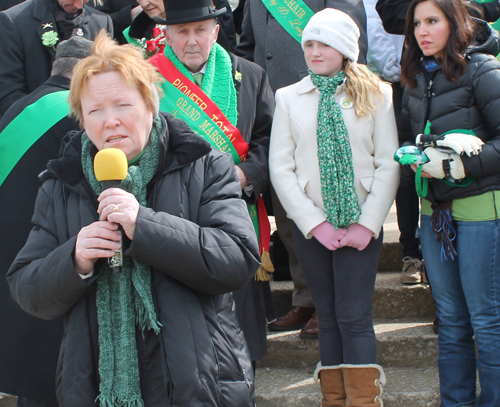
[81,116,163,407]
[310,71,361,229]
[164,42,238,125]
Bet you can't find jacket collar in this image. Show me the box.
[465,18,500,57]
[43,75,71,90]
[297,75,316,95]
[297,74,346,95]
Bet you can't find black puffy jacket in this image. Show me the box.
[399,22,500,203]
[7,112,260,407]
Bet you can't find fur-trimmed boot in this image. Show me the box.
[342,364,386,406]
[314,363,346,406]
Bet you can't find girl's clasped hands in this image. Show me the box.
[311,221,373,251]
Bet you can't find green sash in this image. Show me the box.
[150,53,248,164]
[0,90,70,188]
[150,53,275,279]
[122,26,142,48]
[261,0,315,43]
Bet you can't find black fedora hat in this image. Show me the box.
[154,0,226,25]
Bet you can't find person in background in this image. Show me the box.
[0,37,93,407]
[235,0,368,338]
[0,0,113,117]
[7,31,259,407]
[269,8,399,405]
[89,0,141,43]
[122,0,236,52]
[148,0,275,370]
[376,0,500,285]
[400,0,500,405]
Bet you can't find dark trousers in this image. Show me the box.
[392,81,421,259]
[292,224,382,365]
[396,165,421,258]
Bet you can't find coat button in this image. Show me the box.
[266,53,273,60]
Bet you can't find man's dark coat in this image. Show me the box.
[0,0,113,116]
[235,0,368,92]
[0,75,79,405]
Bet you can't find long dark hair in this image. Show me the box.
[401,0,476,88]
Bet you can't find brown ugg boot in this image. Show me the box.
[342,364,386,406]
[314,363,346,406]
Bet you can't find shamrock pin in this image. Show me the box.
[41,30,59,50]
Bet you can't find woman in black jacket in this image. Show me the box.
[7,31,259,407]
[400,1,500,406]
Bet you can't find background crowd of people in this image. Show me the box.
[1,0,500,406]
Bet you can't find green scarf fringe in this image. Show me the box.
[163,42,238,125]
[310,71,361,229]
[82,116,163,406]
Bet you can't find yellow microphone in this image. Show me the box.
[93,148,128,272]
[94,148,128,189]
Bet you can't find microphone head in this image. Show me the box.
[94,148,128,181]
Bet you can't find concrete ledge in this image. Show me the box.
[271,273,436,320]
[255,367,440,407]
[0,394,16,407]
[373,273,436,319]
[378,242,403,271]
[261,318,438,369]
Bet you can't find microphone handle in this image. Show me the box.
[100,179,124,272]
[109,226,123,273]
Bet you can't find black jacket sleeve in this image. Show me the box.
[236,62,274,203]
[462,57,500,178]
[125,152,261,295]
[398,85,417,146]
[7,181,96,320]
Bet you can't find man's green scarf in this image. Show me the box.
[163,42,238,126]
[310,71,361,229]
[81,116,163,407]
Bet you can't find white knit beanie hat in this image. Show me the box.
[301,8,360,62]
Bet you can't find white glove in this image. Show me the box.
[439,133,484,156]
[415,133,484,156]
[382,55,401,82]
[422,147,465,180]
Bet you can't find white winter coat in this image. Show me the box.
[269,75,400,238]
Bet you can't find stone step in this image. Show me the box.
[271,272,436,320]
[261,318,438,370]
[2,367,440,407]
[255,366,440,407]
[0,393,15,407]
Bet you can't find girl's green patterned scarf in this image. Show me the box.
[310,71,361,229]
[164,42,238,125]
[81,115,163,407]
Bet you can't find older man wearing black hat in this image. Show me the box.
[149,0,275,370]
[0,37,93,407]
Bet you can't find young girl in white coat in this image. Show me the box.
[269,9,400,406]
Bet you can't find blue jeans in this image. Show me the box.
[421,215,500,407]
